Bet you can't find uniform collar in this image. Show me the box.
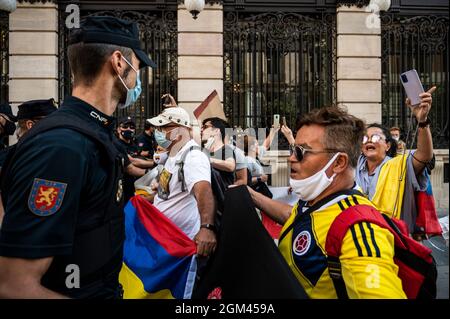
[60,96,116,130]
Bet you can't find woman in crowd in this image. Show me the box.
[355,87,436,233]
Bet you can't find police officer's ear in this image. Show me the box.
[110,51,127,76]
[332,153,349,174]
[26,120,35,130]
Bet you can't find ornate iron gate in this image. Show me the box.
[223,11,337,137]
[381,14,449,149]
[0,10,8,104]
[58,7,178,130]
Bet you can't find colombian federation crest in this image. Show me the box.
[293,231,311,256]
[28,178,67,216]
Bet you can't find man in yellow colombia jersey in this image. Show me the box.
[248,106,406,299]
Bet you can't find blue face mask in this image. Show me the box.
[154,129,173,149]
[117,56,142,109]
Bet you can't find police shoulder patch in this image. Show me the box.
[28,178,67,217]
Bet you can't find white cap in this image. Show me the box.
[148,106,191,128]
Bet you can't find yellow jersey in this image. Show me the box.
[278,192,406,299]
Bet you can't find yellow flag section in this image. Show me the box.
[119,196,198,299]
[371,153,408,219]
[119,264,174,299]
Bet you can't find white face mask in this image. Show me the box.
[392,136,400,142]
[204,137,215,150]
[258,145,267,158]
[153,151,168,165]
[289,152,340,202]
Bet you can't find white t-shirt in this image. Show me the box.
[229,144,248,170]
[154,140,211,239]
[246,156,264,177]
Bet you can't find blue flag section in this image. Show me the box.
[193,185,308,299]
[119,196,197,299]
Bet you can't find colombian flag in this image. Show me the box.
[415,171,443,237]
[119,196,197,299]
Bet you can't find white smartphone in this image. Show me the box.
[400,69,424,106]
[273,114,280,128]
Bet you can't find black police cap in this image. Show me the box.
[118,116,135,126]
[17,98,58,121]
[68,16,156,69]
[0,103,17,122]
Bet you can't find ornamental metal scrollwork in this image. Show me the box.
[336,0,371,8]
[224,11,337,148]
[381,14,449,149]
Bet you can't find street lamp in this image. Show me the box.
[0,0,16,13]
[184,0,205,20]
[370,0,391,11]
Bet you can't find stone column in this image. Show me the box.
[336,5,381,124]
[177,2,223,129]
[8,0,58,116]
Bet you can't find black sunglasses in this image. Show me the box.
[289,144,339,162]
[120,124,135,130]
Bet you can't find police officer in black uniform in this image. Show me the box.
[0,16,155,298]
[113,116,140,203]
[136,119,157,160]
[14,98,58,141]
[0,99,58,226]
[115,116,139,157]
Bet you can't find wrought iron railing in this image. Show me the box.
[381,14,449,149]
[58,6,178,131]
[223,11,337,148]
[0,10,8,105]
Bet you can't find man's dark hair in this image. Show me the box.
[367,123,398,158]
[297,106,366,168]
[144,120,153,131]
[67,29,133,86]
[202,117,228,143]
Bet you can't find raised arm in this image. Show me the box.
[408,86,436,175]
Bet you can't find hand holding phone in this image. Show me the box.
[273,114,280,129]
[406,86,436,123]
[400,69,424,106]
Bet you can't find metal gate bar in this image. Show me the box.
[381,14,449,149]
[223,11,337,147]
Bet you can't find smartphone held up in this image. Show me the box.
[400,69,424,106]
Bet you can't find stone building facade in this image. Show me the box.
[1,0,448,210]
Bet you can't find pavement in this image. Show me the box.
[422,212,449,299]
[423,235,448,299]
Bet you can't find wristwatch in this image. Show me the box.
[257,177,262,183]
[418,118,431,128]
[200,223,217,233]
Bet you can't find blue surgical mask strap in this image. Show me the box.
[117,56,138,90]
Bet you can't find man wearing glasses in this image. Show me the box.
[355,87,435,235]
[246,106,406,299]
